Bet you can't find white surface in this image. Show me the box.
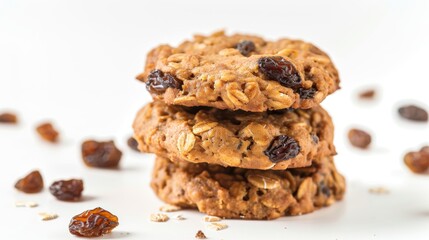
[1,0,429,239]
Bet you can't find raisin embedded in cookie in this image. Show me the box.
[132,101,335,170]
[151,155,345,220]
[136,31,340,112]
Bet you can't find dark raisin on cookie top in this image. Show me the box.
[264,135,301,163]
[258,56,302,89]
[236,40,256,56]
[297,87,317,99]
[146,69,182,94]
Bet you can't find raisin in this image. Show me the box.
[0,112,18,124]
[81,140,122,168]
[348,129,371,149]
[195,230,207,239]
[359,89,376,99]
[127,136,140,152]
[404,147,429,174]
[146,69,182,94]
[264,135,300,163]
[297,87,317,99]
[236,40,255,56]
[398,105,428,122]
[15,170,44,193]
[36,122,59,142]
[258,56,301,89]
[49,179,84,201]
[69,207,119,237]
[311,133,319,144]
[319,182,331,197]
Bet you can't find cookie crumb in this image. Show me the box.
[359,89,376,99]
[203,215,222,222]
[369,187,390,195]
[0,112,18,124]
[15,201,38,208]
[206,222,228,231]
[159,204,181,212]
[173,214,186,220]
[348,128,371,149]
[150,213,169,222]
[38,212,58,221]
[195,230,207,239]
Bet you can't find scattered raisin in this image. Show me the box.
[348,129,371,149]
[127,136,139,152]
[0,112,18,124]
[398,105,428,122]
[236,40,255,56]
[195,230,207,239]
[36,122,59,142]
[264,135,301,163]
[49,179,84,201]
[69,207,119,237]
[297,87,317,99]
[258,56,301,89]
[404,146,429,173]
[146,69,182,94]
[81,140,122,168]
[359,89,376,99]
[15,170,44,193]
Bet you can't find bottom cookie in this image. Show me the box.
[151,156,345,220]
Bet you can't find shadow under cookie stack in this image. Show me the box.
[133,31,345,220]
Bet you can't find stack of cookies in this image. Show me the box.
[133,31,345,220]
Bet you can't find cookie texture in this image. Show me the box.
[133,101,335,170]
[151,156,345,220]
[136,31,340,112]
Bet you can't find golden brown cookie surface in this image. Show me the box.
[151,155,345,220]
[133,101,335,170]
[137,31,340,112]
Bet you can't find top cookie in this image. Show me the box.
[137,31,340,112]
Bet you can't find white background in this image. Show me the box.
[1,0,429,239]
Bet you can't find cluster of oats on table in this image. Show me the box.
[132,31,346,221]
